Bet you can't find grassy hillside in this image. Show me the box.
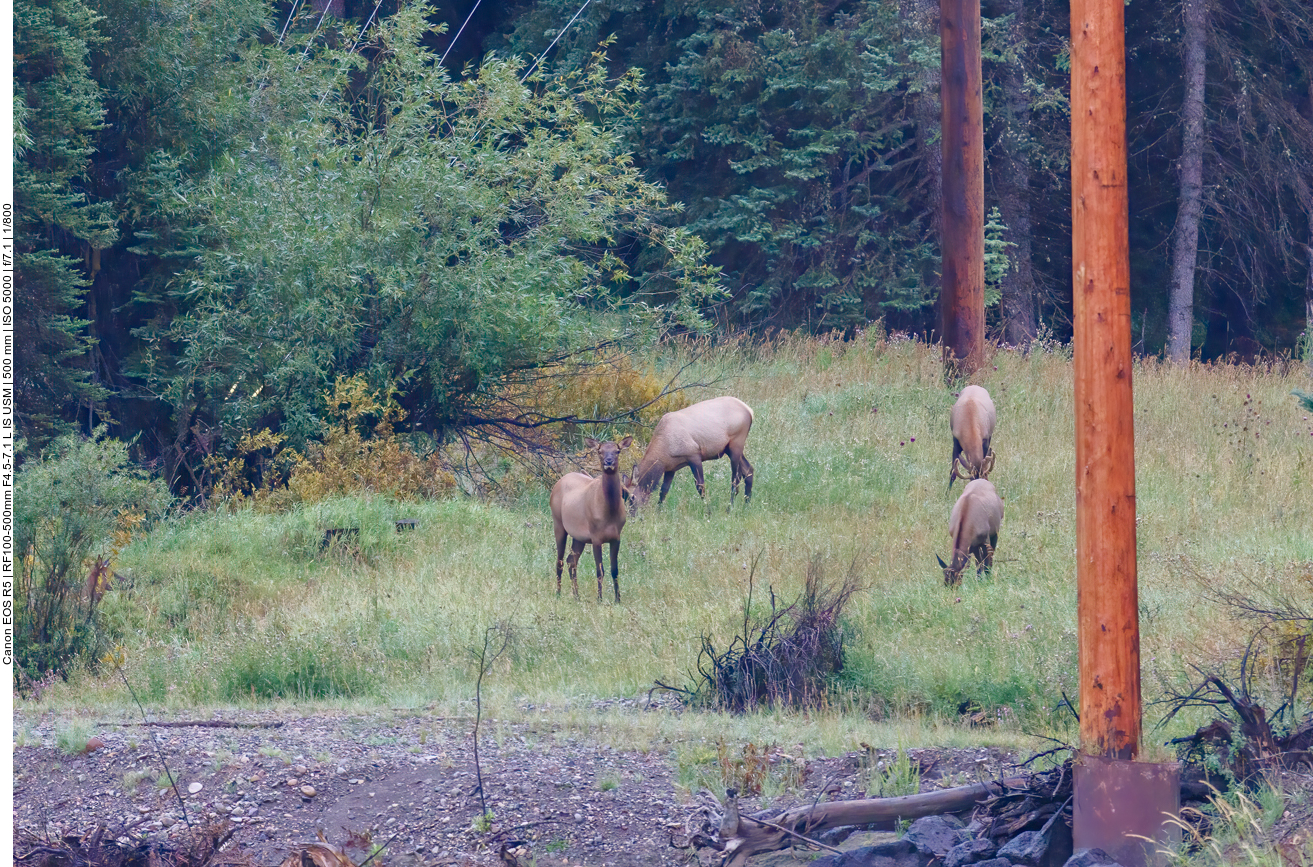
[31,332,1313,757]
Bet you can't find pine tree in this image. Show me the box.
[13,0,117,444]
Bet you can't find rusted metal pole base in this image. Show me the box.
[1073,755,1181,867]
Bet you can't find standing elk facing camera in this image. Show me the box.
[949,385,996,489]
[937,478,1004,586]
[626,396,755,510]
[550,436,632,602]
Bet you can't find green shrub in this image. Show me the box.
[14,430,171,687]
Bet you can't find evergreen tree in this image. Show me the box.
[80,0,284,474]
[636,0,944,329]
[13,0,117,444]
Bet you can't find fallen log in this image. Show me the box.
[694,777,1028,866]
[97,720,286,729]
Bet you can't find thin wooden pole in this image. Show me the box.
[940,0,984,372]
[1071,0,1141,760]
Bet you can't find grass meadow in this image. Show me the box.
[28,332,1313,762]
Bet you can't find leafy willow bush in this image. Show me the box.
[14,431,171,686]
[137,6,721,464]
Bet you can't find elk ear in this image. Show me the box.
[585,437,600,448]
[619,434,633,450]
[936,555,948,570]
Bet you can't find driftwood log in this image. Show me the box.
[685,777,1027,866]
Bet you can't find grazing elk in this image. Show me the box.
[626,396,755,510]
[550,436,633,602]
[937,478,1004,586]
[949,385,996,489]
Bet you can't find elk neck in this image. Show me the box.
[633,458,666,494]
[600,467,625,513]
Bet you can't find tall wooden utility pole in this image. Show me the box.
[1070,0,1179,861]
[1071,0,1139,758]
[940,0,984,373]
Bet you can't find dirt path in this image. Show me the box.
[12,707,1013,866]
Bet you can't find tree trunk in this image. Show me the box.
[1166,0,1208,363]
[940,0,985,371]
[994,0,1038,346]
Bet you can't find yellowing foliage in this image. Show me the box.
[281,376,456,505]
[484,352,688,489]
[501,352,688,442]
[208,376,456,510]
[205,429,294,505]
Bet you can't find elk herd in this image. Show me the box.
[549,387,1002,601]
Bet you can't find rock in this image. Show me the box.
[944,836,1000,867]
[904,815,971,857]
[838,831,902,851]
[808,839,931,867]
[998,830,1048,866]
[300,785,316,798]
[82,736,106,754]
[187,782,203,795]
[973,860,1012,867]
[817,826,859,847]
[817,827,901,847]
[1063,849,1125,867]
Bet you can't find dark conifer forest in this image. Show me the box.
[14,0,1313,474]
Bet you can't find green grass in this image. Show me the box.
[1170,781,1305,867]
[31,333,1313,763]
[54,718,95,755]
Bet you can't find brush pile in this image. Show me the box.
[16,822,248,867]
[662,555,863,712]
[971,756,1074,841]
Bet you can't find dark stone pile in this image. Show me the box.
[810,814,1126,867]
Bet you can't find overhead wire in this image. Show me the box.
[439,0,485,68]
[295,2,339,71]
[275,0,304,45]
[520,0,593,83]
[286,0,598,154]
[314,0,387,108]
[460,0,596,144]
[249,0,307,105]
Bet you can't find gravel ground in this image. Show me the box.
[12,704,1017,867]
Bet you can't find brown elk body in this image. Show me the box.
[949,385,996,488]
[627,396,754,509]
[550,436,632,602]
[937,479,1004,586]
[84,557,113,606]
